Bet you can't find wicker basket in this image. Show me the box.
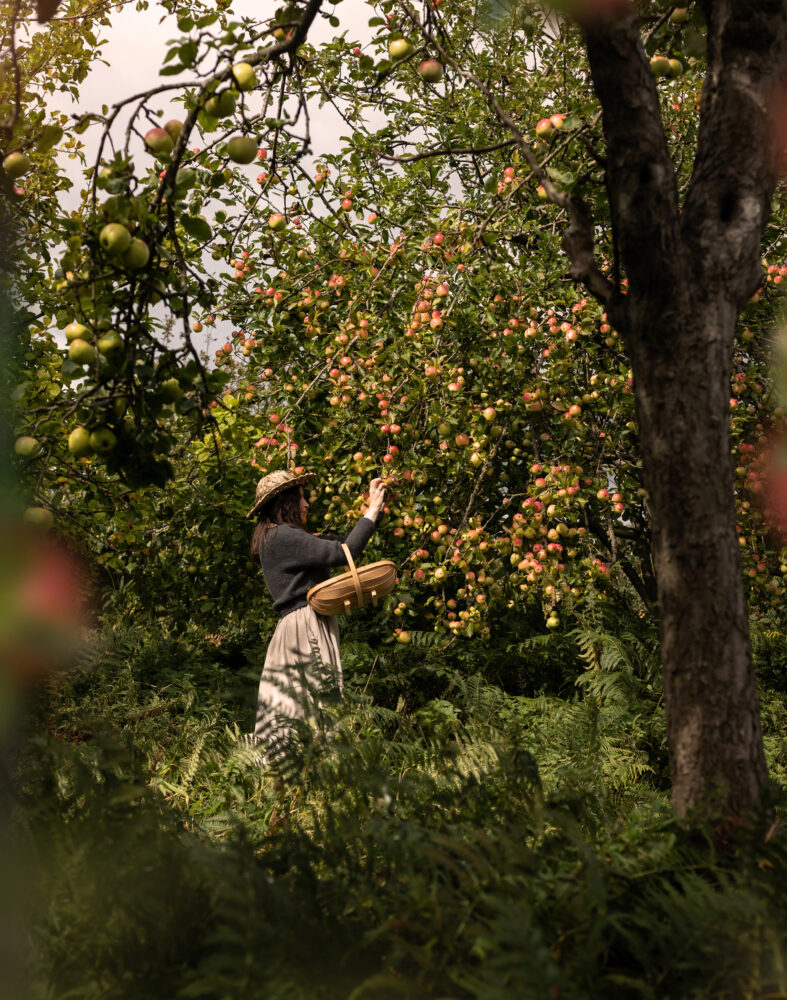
[307,543,397,616]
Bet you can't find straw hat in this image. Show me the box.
[246,469,315,519]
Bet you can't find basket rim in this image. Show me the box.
[307,560,397,593]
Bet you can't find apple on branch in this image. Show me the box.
[123,237,150,270]
[389,38,413,60]
[535,117,555,139]
[418,60,444,83]
[144,127,174,158]
[232,62,258,91]
[65,321,88,343]
[99,223,131,256]
[3,151,31,178]
[68,339,96,365]
[14,436,40,458]
[205,90,237,118]
[89,427,117,455]
[97,332,123,356]
[164,119,183,141]
[227,136,258,164]
[68,427,93,458]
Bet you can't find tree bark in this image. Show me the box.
[575,2,787,816]
[629,297,768,817]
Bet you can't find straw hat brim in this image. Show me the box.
[246,472,315,519]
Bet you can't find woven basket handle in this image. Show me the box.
[341,543,364,607]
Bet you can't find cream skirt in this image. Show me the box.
[253,605,343,745]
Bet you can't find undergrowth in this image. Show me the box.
[7,610,787,999]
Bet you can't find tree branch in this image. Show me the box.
[581,9,684,315]
[378,138,518,163]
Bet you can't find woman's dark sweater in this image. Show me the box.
[259,515,378,617]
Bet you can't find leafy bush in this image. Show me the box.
[10,618,787,1000]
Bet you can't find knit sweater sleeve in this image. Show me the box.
[273,516,376,570]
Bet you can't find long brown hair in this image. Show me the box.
[250,484,306,562]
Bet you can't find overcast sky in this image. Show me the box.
[40,0,383,187]
[34,0,389,352]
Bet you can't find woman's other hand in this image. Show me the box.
[367,477,387,517]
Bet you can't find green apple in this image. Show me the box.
[112,396,128,420]
[227,135,257,164]
[97,331,123,356]
[649,55,671,77]
[65,321,89,343]
[99,223,132,256]
[68,426,93,457]
[205,89,237,118]
[160,377,184,402]
[3,151,30,179]
[14,435,40,457]
[144,127,174,157]
[68,338,96,365]
[388,39,413,60]
[89,427,117,454]
[232,62,257,91]
[123,237,150,270]
[23,506,53,530]
[418,60,444,83]
[164,119,183,141]
[268,213,286,232]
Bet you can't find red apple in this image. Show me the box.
[418,60,444,83]
[535,117,555,139]
[144,127,174,158]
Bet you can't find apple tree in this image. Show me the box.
[7,0,787,818]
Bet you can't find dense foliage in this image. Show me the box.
[12,609,787,998]
[3,0,787,995]
[8,0,787,640]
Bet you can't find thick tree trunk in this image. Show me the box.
[572,2,787,817]
[627,297,768,817]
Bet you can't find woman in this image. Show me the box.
[246,469,386,751]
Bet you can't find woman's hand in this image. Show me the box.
[366,477,387,517]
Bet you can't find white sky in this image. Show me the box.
[41,0,384,191]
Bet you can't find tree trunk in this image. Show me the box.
[574,1,787,817]
[627,296,768,817]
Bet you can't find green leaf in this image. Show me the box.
[73,113,104,134]
[178,40,198,67]
[546,166,574,186]
[36,125,63,152]
[181,215,213,242]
